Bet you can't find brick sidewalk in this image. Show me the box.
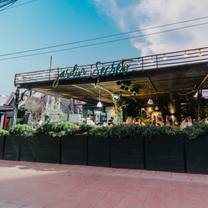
[0,160,207,208]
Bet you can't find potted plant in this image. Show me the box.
[183,122,208,173]
[6,124,35,161]
[61,122,88,165]
[88,126,110,167]
[35,122,75,164]
[109,125,144,169]
[144,125,185,172]
[0,129,8,159]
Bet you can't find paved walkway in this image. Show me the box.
[0,160,207,208]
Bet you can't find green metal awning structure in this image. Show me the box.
[14,47,208,104]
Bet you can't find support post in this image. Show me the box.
[13,88,20,126]
[197,90,201,121]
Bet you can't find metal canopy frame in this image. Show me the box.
[14,47,208,104]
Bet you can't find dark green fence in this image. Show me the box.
[1,134,208,174]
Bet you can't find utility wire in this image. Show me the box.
[0,0,16,8]
[0,0,17,12]
[0,21,208,61]
[1,15,208,57]
[6,0,38,10]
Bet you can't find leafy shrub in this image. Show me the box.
[89,126,109,139]
[160,125,181,136]
[9,124,35,138]
[142,125,181,139]
[79,124,94,134]
[109,125,144,139]
[0,128,9,137]
[90,125,181,140]
[183,122,208,140]
[37,121,79,138]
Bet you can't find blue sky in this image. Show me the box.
[1,0,208,94]
[0,0,137,94]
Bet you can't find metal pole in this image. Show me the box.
[47,56,53,108]
[197,89,201,121]
[49,56,53,81]
[13,88,20,125]
[50,56,53,69]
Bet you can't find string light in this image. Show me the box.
[198,49,202,56]
[16,75,24,81]
[183,51,188,57]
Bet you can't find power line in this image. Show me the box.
[1,15,208,57]
[0,21,208,61]
[6,0,38,10]
[0,0,16,8]
[0,0,18,12]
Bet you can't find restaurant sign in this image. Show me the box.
[58,60,130,79]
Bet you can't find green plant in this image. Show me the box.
[9,124,35,138]
[0,128,9,137]
[38,121,79,138]
[160,125,181,136]
[16,118,24,125]
[79,124,93,134]
[109,124,144,139]
[183,122,208,140]
[142,125,181,139]
[89,126,109,139]
[112,94,123,124]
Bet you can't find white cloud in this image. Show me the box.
[93,0,208,55]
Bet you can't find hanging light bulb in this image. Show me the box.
[147,98,154,105]
[155,106,159,111]
[97,101,103,108]
[96,90,103,108]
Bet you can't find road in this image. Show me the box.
[0,160,207,208]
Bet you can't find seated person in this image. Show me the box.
[108,117,114,126]
[157,116,164,127]
[126,117,133,125]
[86,115,95,125]
[180,116,193,129]
[135,118,145,126]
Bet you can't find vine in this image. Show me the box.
[112,94,123,124]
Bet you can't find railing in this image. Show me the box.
[15,47,208,86]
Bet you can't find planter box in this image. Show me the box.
[4,136,20,161]
[88,136,110,167]
[34,135,60,163]
[110,136,144,169]
[186,136,208,174]
[145,135,185,172]
[61,134,87,165]
[20,137,36,162]
[0,136,5,159]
